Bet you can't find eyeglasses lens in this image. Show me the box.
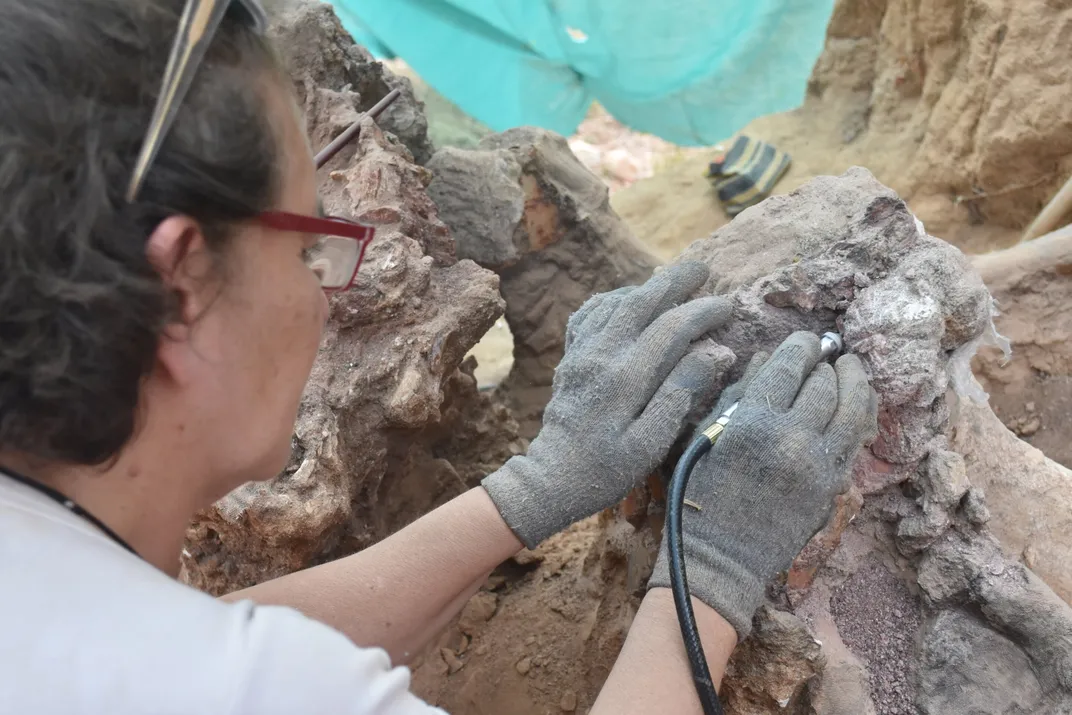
[308,235,362,290]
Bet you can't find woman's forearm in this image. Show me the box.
[223,486,522,663]
[592,588,737,714]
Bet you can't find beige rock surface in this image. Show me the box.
[972,227,1072,468]
[951,399,1072,604]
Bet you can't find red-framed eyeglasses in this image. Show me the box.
[127,0,378,293]
[257,211,376,292]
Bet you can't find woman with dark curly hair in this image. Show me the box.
[0,1,876,712]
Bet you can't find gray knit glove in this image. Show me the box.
[649,331,878,639]
[483,261,734,548]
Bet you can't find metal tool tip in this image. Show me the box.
[819,332,844,358]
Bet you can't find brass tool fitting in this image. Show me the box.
[702,332,844,445]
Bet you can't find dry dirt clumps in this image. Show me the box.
[427,128,659,436]
[180,3,524,594]
[414,168,1072,714]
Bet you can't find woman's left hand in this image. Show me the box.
[482,261,734,548]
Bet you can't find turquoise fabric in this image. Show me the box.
[332,0,835,146]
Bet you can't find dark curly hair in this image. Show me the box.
[0,0,284,465]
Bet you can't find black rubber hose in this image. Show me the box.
[667,436,723,715]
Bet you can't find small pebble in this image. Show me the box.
[516,656,532,675]
[439,648,464,675]
[1019,415,1042,437]
[560,691,578,712]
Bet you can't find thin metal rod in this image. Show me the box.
[315,88,402,169]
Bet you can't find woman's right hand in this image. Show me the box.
[648,331,878,639]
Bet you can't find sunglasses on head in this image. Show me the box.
[128,0,375,292]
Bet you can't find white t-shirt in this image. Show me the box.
[0,475,446,715]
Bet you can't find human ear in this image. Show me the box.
[144,215,221,339]
[145,216,225,385]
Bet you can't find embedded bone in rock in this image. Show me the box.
[427,127,659,436]
[675,167,992,466]
[679,169,1072,603]
[180,114,512,596]
[270,0,434,165]
[960,230,1072,600]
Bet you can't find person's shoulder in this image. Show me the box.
[0,493,246,712]
[0,487,445,714]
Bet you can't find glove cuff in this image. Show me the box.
[648,539,765,641]
[482,455,553,550]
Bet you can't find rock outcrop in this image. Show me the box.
[428,128,659,435]
[181,6,521,594]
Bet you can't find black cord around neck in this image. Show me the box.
[0,465,140,558]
